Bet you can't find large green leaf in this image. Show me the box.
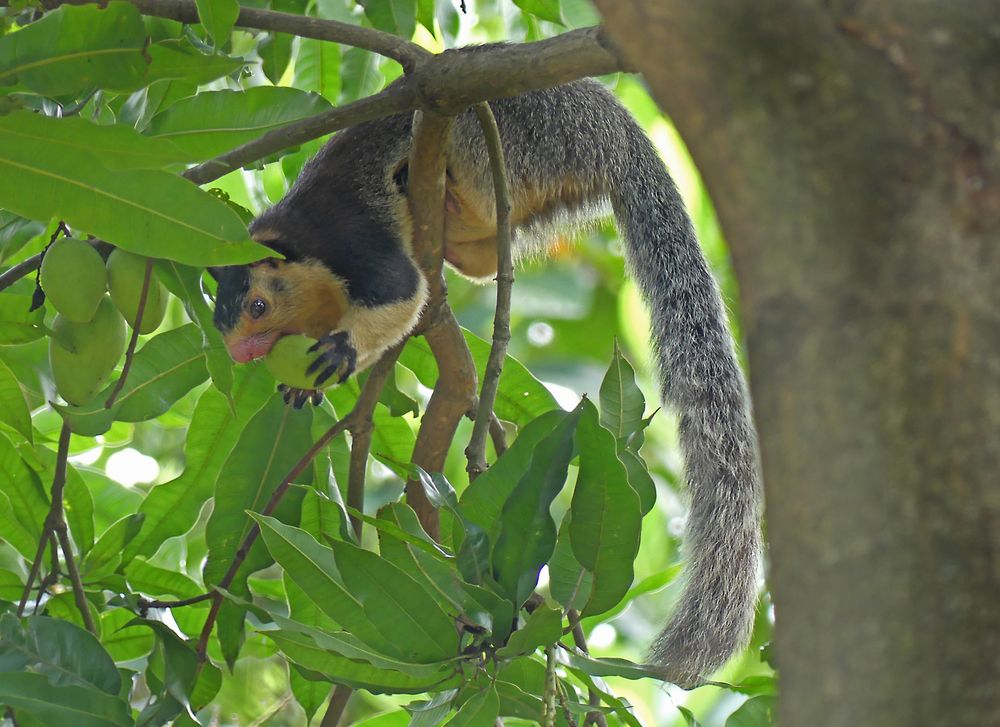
[124,559,203,600]
[146,87,332,159]
[0,357,31,443]
[0,434,46,546]
[725,696,777,727]
[0,293,45,345]
[259,32,294,85]
[195,0,240,46]
[491,403,581,607]
[547,514,592,612]
[332,539,460,662]
[512,0,564,25]
[0,3,147,96]
[494,605,562,659]
[0,130,270,266]
[54,324,210,436]
[0,112,194,171]
[598,343,646,443]
[294,38,341,99]
[123,366,273,562]
[0,671,132,727]
[570,401,641,616]
[0,614,120,694]
[358,0,416,40]
[446,685,499,727]
[267,630,455,694]
[99,608,154,663]
[145,39,245,86]
[252,514,402,658]
[81,513,144,580]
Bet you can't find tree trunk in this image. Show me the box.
[592,2,1000,724]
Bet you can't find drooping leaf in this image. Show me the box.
[82,513,144,580]
[0,614,120,694]
[124,559,203,601]
[570,401,641,616]
[0,671,132,727]
[294,37,341,100]
[0,212,45,264]
[548,513,593,612]
[358,0,416,40]
[99,608,154,663]
[563,652,662,681]
[0,434,46,546]
[0,112,195,171]
[54,324,210,436]
[124,366,273,562]
[0,2,147,96]
[146,87,332,159]
[195,0,240,47]
[258,32,294,84]
[0,131,269,266]
[492,403,582,607]
[598,342,646,444]
[144,39,245,86]
[512,0,564,25]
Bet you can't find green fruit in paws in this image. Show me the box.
[107,249,168,334]
[264,335,326,389]
[49,296,127,405]
[40,237,107,322]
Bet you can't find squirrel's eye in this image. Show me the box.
[249,298,267,319]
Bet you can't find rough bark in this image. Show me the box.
[593,2,1000,724]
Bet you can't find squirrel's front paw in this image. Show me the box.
[307,331,357,385]
[277,384,324,409]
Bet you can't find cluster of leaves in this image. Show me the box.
[0,0,774,725]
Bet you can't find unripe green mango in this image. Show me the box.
[264,335,326,389]
[106,249,168,334]
[40,237,107,322]
[49,296,127,406]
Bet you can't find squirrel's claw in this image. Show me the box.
[307,331,357,385]
[277,383,324,409]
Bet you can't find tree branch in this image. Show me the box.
[45,0,429,69]
[466,102,514,480]
[319,684,353,727]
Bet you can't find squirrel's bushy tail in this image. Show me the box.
[609,123,762,687]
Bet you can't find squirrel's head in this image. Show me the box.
[209,254,349,364]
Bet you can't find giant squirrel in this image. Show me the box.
[210,78,762,687]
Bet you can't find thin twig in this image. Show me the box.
[16,528,51,617]
[55,525,96,634]
[195,349,401,659]
[319,684,353,727]
[105,256,153,408]
[466,102,514,480]
[543,645,558,727]
[489,413,508,456]
[568,609,608,727]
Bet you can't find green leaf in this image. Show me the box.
[0,357,31,442]
[0,614,120,694]
[359,0,416,39]
[146,87,332,159]
[54,324,210,436]
[0,112,195,171]
[512,0,564,25]
[0,293,45,344]
[678,705,704,727]
[416,0,435,33]
[252,514,406,659]
[259,32,293,84]
[725,696,777,727]
[492,403,581,607]
[0,130,269,266]
[124,366,273,562]
[289,666,328,722]
[598,342,646,443]
[294,38,341,99]
[156,261,233,399]
[124,559,203,600]
[495,605,563,659]
[446,685,499,727]
[399,330,560,426]
[0,212,45,264]
[331,539,460,663]
[0,2,147,96]
[0,434,46,546]
[0,671,132,727]
[82,513,144,580]
[195,0,240,47]
[548,513,592,612]
[339,47,382,102]
[145,39,245,85]
[563,652,662,680]
[0,570,22,601]
[570,400,641,616]
[619,448,656,516]
[267,630,455,694]
[99,609,154,663]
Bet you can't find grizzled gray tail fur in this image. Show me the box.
[607,113,762,687]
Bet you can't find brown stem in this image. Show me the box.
[466,102,514,480]
[489,413,508,456]
[568,609,608,727]
[105,256,153,408]
[318,683,353,727]
[16,528,51,617]
[55,525,96,634]
[195,349,401,659]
